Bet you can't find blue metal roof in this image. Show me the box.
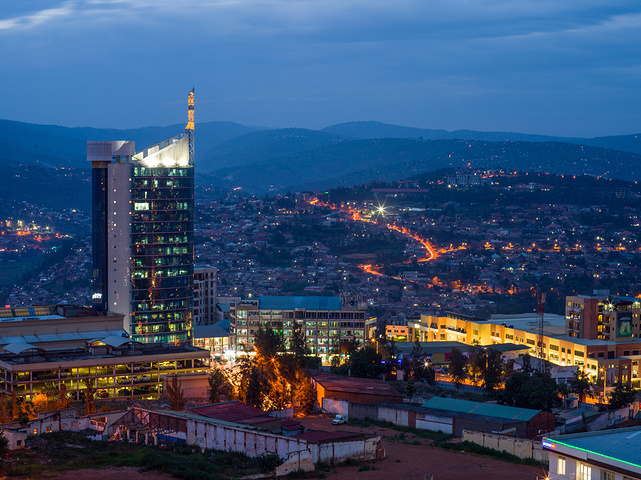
[422,397,540,421]
[547,426,641,470]
[194,319,230,339]
[258,296,342,311]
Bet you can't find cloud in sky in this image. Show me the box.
[1,0,640,136]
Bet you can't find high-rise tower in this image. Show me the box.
[90,92,195,343]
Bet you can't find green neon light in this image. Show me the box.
[549,440,641,469]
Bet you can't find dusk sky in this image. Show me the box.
[2,1,641,137]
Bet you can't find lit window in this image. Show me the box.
[578,463,591,480]
[557,456,566,475]
[134,202,150,211]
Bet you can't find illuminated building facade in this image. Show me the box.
[194,266,217,326]
[230,296,366,356]
[90,96,195,343]
[565,293,641,341]
[0,305,208,400]
[409,310,641,389]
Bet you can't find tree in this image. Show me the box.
[344,346,385,378]
[405,340,427,380]
[84,378,96,415]
[569,370,591,404]
[165,375,184,411]
[290,321,311,367]
[32,393,50,413]
[449,348,468,389]
[293,371,316,415]
[608,383,637,410]
[58,384,70,409]
[0,395,9,423]
[0,433,8,459]
[208,366,231,404]
[382,338,400,372]
[254,327,284,361]
[10,391,20,421]
[405,378,417,401]
[468,346,504,391]
[502,371,561,411]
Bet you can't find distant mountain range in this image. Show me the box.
[1,118,641,206]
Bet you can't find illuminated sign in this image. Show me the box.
[92,293,102,300]
[542,440,555,449]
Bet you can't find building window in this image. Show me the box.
[557,456,565,475]
[600,471,614,480]
[578,463,591,480]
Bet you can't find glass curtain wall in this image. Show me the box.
[131,166,194,343]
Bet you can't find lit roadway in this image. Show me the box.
[309,198,439,281]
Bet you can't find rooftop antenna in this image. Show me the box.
[186,88,195,164]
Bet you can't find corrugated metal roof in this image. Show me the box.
[421,397,540,421]
[311,372,404,397]
[0,329,128,346]
[3,342,44,354]
[98,335,134,348]
[193,320,230,339]
[258,296,342,311]
[0,315,65,323]
[547,426,641,468]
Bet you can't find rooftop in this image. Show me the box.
[421,397,541,421]
[488,313,567,336]
[258,296,343,311]
[310,372,404,397]
[188,401,270,423]
[0,342,208,367]
[194,320,230,339]
[546,426,641,470]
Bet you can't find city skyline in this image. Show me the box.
[1,1,641,137]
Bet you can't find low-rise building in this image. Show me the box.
[543,426,641,479]
[193,319,231,359]
[311,371,404,406]
[0,338,209,401]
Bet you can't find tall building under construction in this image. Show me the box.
[89,91,195,343]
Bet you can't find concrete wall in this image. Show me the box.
[586,404,634,431]
[307,436,382,463]
[415,411,453,435]
[323,398,349,415]
[1,429,28,450]
[187,420,307,459]
[378,406,410,427]
[462,430,548,463]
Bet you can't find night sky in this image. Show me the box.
[2,1,641,137]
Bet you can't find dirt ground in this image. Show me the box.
[299,415,547,480]
[44,467,176,480]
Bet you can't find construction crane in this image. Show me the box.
[537,291,546,372]
[186,88,195,164]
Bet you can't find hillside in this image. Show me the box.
[0,119,259,168]
[198,128,346,171]
[322,121,641,155]
[207,138,641,194]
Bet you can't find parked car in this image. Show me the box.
[332,414,348,425]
